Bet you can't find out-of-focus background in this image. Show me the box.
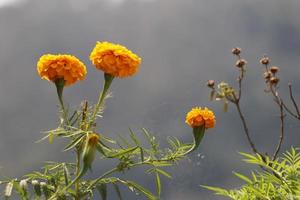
[0,0,300,199]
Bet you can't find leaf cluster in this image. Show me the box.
[203,148,300,200]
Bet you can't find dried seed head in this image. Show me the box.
[232,47,241,55]
[270,77,280,85]
[260,56,270,65]
[235,59,247,68]
[207,80,215,88]
[264,71,272,80]
[270,66,279,74]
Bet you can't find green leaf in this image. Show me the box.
[107,146,139,158]
[63,134,85,152]
[233,172,252,184]
[63,164,70,186]
[155,168,172,179]
[126,181,157,200]
[112,183,123,200]
[129,128,141,146]
[155,173,161,197]
[201,185,230,197]
[97,184,107,200]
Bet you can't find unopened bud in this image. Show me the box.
[4,182,13,197]
[40,182,51,198]
[207,80,215,88]
[40,182,47,187]
[270,77,280,85]
[270,66,279,74]
[232,47,241,55]
[264,71,272,80]
[260,56,270,65]
[83,133,100,170]
[32,180,41,196]
[235,59,247,68]
[19,179,28,190]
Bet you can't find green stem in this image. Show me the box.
[89,74,114,129]
[55,79,69,126]
[75,150,81,200]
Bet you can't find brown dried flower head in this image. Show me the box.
[270,76,280,85]
[264,71,272,80]
[260,56,270,65]
[232,47,241,55]
[270,66,279,74]
[207,80,215,88]
[235,59,247,68]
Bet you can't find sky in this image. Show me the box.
[0,0,300,199]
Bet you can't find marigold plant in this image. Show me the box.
[0,42,215,200]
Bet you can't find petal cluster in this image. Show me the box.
[37,54,87,86]
[185,107,216,129]
[89,41,141,78]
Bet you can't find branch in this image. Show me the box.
[272,101,285,160]
[288,83,300,118]
[232,94,259,154]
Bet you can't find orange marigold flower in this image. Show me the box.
[89,41,141,78]
[37,54,87,86]
[185,107,216,129]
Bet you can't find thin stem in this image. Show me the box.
[272,101,285,160]
[75,150,81,200]
[233,95,259,154]
[89,74,114,129]
[55,79,69,126]
[288,83,300,118]
[268,86,286,161]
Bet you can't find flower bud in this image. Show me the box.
[40,182,51,198]
[32,180,41,196]
[19,179,28,190]
[270,66,279,74]
[206,80,215,88]
[260,56,269,65]
[4,182,13,198]
[270,77,280,85]
[83,133,100,170]
[231,47,241,55]
[235,59,247,68]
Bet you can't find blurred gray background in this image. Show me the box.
[0,0,300,199]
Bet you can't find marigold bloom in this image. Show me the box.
[37,54,87,86]
[185,107,216,129]
[89,41,141,78]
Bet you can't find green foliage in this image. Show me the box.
[202,148,300,200]
[0,85,196,200]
